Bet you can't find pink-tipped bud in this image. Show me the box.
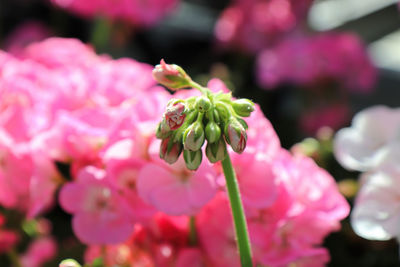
[206,139,227,163]
[164,101,186,130]
[224,119,247,154]
[59,259,81,267]
[160,137,183,164]
[183,149,203,170]
[156,120,171,139]
[152,59,192,90]
[183,121,205,151]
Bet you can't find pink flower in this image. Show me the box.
[215,0,313,53]
[256,33,376,92]
[59,166,135,244]
[164,102,186,130]
[51,0,179,27]
[0,140,32,210]
[300,103,350,135]
[137,161,217,215]
[22,38,102,70]
[0,230,19,253]
[27,154,63,218]
[106,157,157,224]
[273,151,350,244]
[137,140,217,215]
[197,192,240,267]
[20,237,57,267]
[3,21,51,57]
[176,248,205,267]
[0,215,19,253]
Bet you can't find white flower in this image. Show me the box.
[351,165,400,240]
[334,105,400,171]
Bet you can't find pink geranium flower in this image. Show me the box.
[257,33,376,92]
[3,21,51,57]
[137,156,217,215]
[20,237,57,267]
[51,0,179,27]
[59,166,136,244]
[215,0,312,53]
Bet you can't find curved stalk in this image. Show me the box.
[221,149,253,267]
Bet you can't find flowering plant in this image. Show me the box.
[0,38,349,267]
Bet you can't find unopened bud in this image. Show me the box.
[183,122,205,151]
[152,59,192,90]
[236,117,248,130]
[59,259,81,267]
[215,102,230,121]
[205,121,221,143]
[224,119,247,154]
[160,138,183,164]
[164,101,186,130]
[231,99,255,117]
[156,120,171,139]
[183,150,202,170]
[206,139,227,163]
[195,97,211,113]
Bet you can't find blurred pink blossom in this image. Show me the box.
[51,0,179,27]
[59,166,136,244]
[20,237,57,267]
[257,33,377,92]
[197,149,349,267]
[3,21,51,57]
[215,0,313,53]
[137,155,218,216]
[0,214,19,253]
[300,103,351,136]
[0,37,350,265]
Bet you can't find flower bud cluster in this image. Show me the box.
[156,85,255,170]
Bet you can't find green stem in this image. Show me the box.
[189,216,197,246]
[221,149,253,267]
[90,16,112,53]
[7,249,21,267]
[189,81,209,95]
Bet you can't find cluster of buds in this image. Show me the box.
[154,60,255,170]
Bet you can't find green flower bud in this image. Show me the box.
[236,117,248,130]
[183,121,205,151]
[231,99,255,117]
[160,137,183,164]
[156,120,171,139]
[195,96,211,113]
[183,149,203,170]
[224,118,247,154]
[205,121,221,143]
[213,108,221,124]
[206,139,227,163]
[215,102,230,122]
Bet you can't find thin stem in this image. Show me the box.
[189,216,197,246]
[189,81,209,95]
[221,149,253,267]
[90,16,112,53]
